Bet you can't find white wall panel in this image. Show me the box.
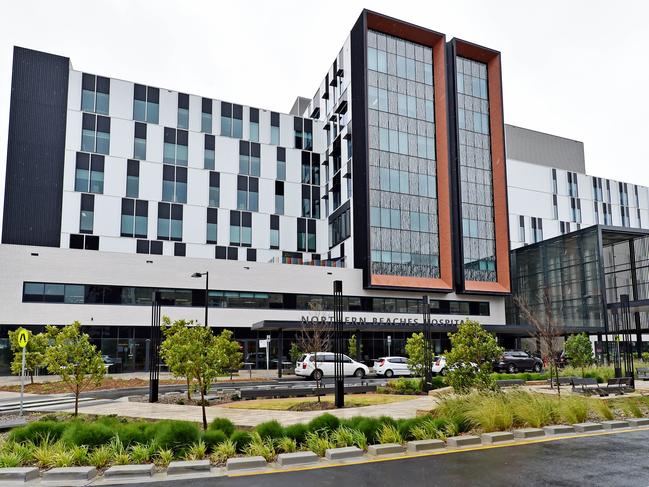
[187,169,208,207]
[60,192,80,234]
[139,161,162,201]
[182,205,205,244]
[109,79,133,121]
[158,89,177,128]
[109,118,132,159]
[67,70,82,110]
[93,195,121,237]
[188,132,204,169]
[65,110,82,152]
[146,124,164,163]
[219,172,237,210]
[104,156,126,197]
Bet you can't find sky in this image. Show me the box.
[1,0,648,230]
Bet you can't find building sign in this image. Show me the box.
[300,316,475,327]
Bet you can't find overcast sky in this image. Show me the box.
[1,0,648,230]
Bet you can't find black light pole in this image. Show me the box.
[422,295,433,392]
[333,280,344,408]
[621,294,635,386]
[149,291,161,403]
[191,272,209,327]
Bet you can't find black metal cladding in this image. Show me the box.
[2,47,70,247]
[178,93,189,109]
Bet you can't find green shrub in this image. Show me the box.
[185,440,208,461]
[330,426,355,448]
[410,418,448,441]
[9,420,67,444]
[209,418,235,437]
[377,415,398,428]
[397,417,424,441]
[0,451,24,468]
[276,436,297,453]
[509,391,558,428]
[559,396,589,424]
[153,421,200,452]
[355,417,382,444]
[591,399,614,420]
[491,372,549,381]
[255,420,284,440]
[380,377,423,395]
[244,432,275,462]
[154,448,174,467]
[88,445,112,469]
[304,431,334,456]
[114,422,150,447]
[465,393,513,432]
[230,431,252,453]
[129,443,153,464]
[307,413,340,433]
[619,399,643,418]
[61,422,114,448]
[283,423,308,444]
[202,430,227,453]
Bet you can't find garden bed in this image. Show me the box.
[221,393,419,411]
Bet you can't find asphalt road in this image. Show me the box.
[131,429,649,487]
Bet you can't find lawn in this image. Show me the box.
[221,393,420,411]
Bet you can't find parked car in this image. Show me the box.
[493,350,543,373]
[295,353,369,380]
[432,356,447,375]
[373,356,412,377]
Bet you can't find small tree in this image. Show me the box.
[44,322,105,415]
[405,332,426,377]
[289,343,303,365]
[161,317,195,400]
[347,334,362,361]
[514,288,565,396]
[445,320,503,393]
[8,329,48,384]
[564,333,593,378]
[296,303,331,403]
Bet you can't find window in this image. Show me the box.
[81,113,110,154]
[592,177,603,202]
[518,215,525,242]
[204,134,215,170]
[216,246,238,260]
[300,151,320,218]
[201,98,212,133]
[81,73,109,115]
[136,240,162,255]
[570,197,581,223]
[603,203,612,225]
[230,210,252,246]
[207,208,218,244]
[329,206,351,248]
[69,234,99,250]
[531,217,543,243]
[237,175,258,211]
[209,171,220,207]
[133,84,159,124]
[162,165,187,203]
[270,112,280,145]
[177,93,189,129]
[619,182,629,206]
[249,108,259,142]
[301,185,320,218]
[270,215,280,249]
[79,193,94,234]
[621,206,630,227]
[126,159,139,198]
[552,168,557,194]
[277,147,286,180]
[134,122,146,159]
[157,202,183,241]
[275,181,284,215]
[297,218,316,252]
[239,141,260,176]
[294,117,313,150]
[594,201,600,224]
[567,171,578,197]
[221,102,242,138]
[75,152,104,193]
[163,128,188,166]
[246,248,257,262]
[552,194,558,219]
[120,198,148,238]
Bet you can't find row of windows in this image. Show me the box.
[370,207,435,233]
[22,282,490,316]
[367,47,433,85]
[368,86,435,123]
[370,250,439,268]
[373,127,436,159]
[370,166,437,199]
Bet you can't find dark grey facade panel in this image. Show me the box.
[505,124,585,173]
[2,47,70,247]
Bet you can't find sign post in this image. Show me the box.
[387,335,392,356]
[266,334,271,371]
[17,328,29,416]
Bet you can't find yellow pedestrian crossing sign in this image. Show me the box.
[17,329,29,348]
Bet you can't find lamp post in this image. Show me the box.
[191,272,209,327]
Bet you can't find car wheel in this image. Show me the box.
[533,363,542,373]
[312,369,323,381]
[354,368,366,379]
[507,364,517,374]
[384,369,394,378]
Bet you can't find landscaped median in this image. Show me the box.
[1,390,649,482]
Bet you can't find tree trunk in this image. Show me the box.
[200,386,207,430]
[186,377,191,401]
[75,383,79,416]
[30,373,34,385]
[555,363,561,398]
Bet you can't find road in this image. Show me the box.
[128,429,649,487]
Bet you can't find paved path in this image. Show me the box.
[58,395,436,427]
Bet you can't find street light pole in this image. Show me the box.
[191,272,209,327]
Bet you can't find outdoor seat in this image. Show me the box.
[548,376,576,388]
[602,377,634,395]
[637,368,649,380]
[571,377,607,396]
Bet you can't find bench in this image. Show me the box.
[637,368,649,380]
[571,377,607,396]
[496,379,525,388]
[548,377,576,388]
[601,377,634,395]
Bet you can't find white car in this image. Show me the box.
[432,356,447,376]
[295,353,369,380]
[373,356,412,377]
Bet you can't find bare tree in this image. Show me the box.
[514,288,565,396]
[296,302,332,404]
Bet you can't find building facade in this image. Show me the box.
[1,10,516,372]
